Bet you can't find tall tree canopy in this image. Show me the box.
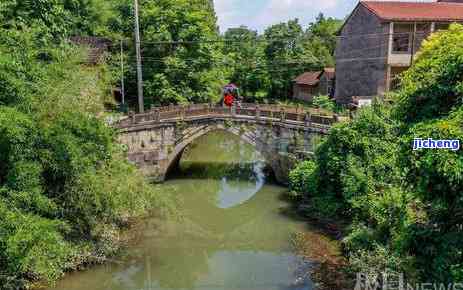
[0,0,120,38]
[114,0,227,106]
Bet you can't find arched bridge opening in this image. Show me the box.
[163,126,267,181]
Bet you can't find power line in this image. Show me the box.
[117,31,432,46]
[122,60,319,73]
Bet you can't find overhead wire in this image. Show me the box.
[117,31,431,46]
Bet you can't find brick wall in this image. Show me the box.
[335,5,389,104]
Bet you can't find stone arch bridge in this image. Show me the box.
[116,103,338,184]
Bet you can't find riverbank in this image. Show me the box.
[292,227,353,290]
[281,192,354,290]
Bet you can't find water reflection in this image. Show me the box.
[47,131,314,290]
[215,162,266,209]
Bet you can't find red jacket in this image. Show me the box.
[224,94,234,107]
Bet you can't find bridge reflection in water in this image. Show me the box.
[47,131,323,290]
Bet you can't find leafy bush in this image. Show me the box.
[314,102,400,217]
[312,95,336,111]
[394,24,463,124]
[0,200,72,284]
[288,160,318,198]
[399,109,463,281]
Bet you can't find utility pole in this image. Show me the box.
[134,0,144,113]
[120,39,125,106]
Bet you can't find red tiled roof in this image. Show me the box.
[361,1,463,22]
[293,71,322,86]
[438,0,463,3]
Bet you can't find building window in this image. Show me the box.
[416,23,431,33]
[392,23,413,53]
[435,23,450,31]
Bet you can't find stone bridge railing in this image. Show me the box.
[116,103,340,130]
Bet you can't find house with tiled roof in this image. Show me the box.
[334,0,463,105]
[293,68,335,102]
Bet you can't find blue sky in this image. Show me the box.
[213,0,359,33]
[213,0,434,33]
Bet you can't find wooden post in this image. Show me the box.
[231,103,236,117]
[209,102,214,115]
[151,109,156,121]
[297,107,303,122]
[255,106,261,120]
[305,112,311,127]
[129,111,135,124]
[280,108,285,122]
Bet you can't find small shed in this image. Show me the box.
[293,68,336,102]
[292,71,322,102]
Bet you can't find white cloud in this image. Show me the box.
[214,0,345,33]
[253,0,339,29]
[214,0,245,32]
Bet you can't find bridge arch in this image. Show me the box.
[164,122,270,180]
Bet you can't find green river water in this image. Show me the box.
[47,131,327,290]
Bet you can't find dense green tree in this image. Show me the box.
[306,13,343,55]
[222,26,269,100]
[263,19,309,99]
[394,24,463,124]
[113,0,226,107]
[313,103,400,218]
[0,0,120,38]
[0,27,174,287]
[400,109,463,282]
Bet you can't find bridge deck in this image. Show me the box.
[116,103,340,131]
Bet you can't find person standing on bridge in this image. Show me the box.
[222,83,241,107]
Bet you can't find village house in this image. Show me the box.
[334,0,463,105]
[293,68,335,102]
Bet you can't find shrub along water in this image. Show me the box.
[0,28,174,289]
[290,24,463,283]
